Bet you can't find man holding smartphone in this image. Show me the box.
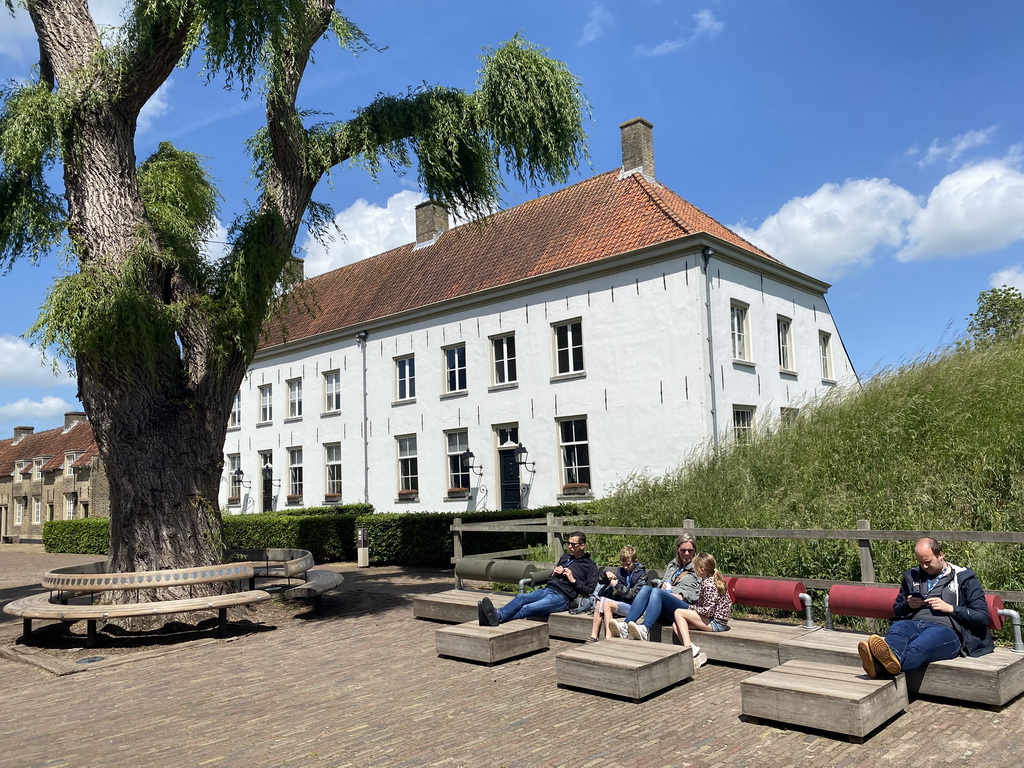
[859,537,994,677]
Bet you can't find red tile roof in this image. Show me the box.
[0,420,97,478]
[262,170,776,349]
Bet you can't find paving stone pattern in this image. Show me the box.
[1,548,1023,767]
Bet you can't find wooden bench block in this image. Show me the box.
[436,620,548,664]
[780,630,1024,707]
[741,659,908,741]
[556,639,693,701]
[697,619,819,668]
[412,590,515,623]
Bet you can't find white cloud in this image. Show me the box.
[301,190,426,277]
[989,266,1024,292]
[0,335,74,387]
[897,158,1024,261]
[137,79,173,134]
[0,396,76,424]
[912,126,998,167]
[578,5,614,46]
[733,178,918,280]
[636,9,724,57]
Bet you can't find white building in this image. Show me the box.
[222,118,856,514]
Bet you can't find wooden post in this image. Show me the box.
[548,512,563,560]
[453,518,463,589]
[857,519,875,583]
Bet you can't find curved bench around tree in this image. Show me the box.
[5,560,272,647]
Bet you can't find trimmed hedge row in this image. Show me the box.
[41,503,590,566]
[41,518,110,555]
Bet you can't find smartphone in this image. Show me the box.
[909,591,923,599]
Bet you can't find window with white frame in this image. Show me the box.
[777,316,793,371]
[259,384,273,422]
[444,344,467,393]
[731,302,750,361]
[324,443,343,496]
[64,453,80,476]
[288,447,303,499]
[228,454,241,500]
[33,496,41,524]
[229,391,241,428]
[15,497,24,524]
[559,417,591,488]
[733,406,755,442]
[323,370,341,413]
[492,334,517,385]
[395,356,416,401]
[14,461,26,482]
[32,459,43,480]
[819,331,834,380]
[287,378,303,418]
[554,320,584,375]
[65,494,76,520]
[446,430,470,490]
[397,435,418,493]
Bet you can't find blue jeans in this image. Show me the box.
[885,620,961,672]
[623,585,690,628]
[498,587,569,622]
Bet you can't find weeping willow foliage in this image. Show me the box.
[1,2,588,381]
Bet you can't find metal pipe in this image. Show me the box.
[824,594,833,630]
[799,592,817,629]
[999,608,1024,653]
[701,247,720,449]
[357,330,369,504]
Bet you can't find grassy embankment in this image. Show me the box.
[590,336,1024,601]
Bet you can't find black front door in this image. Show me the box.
[499,449,522,510]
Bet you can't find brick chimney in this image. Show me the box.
[415,201,449,247]
[620,117,655,181]
[13,426,33,444]
[64,411,87,429]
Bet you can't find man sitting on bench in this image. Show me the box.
[859,537,993,677]
[478,532,598,625]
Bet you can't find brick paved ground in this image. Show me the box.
[2,547,1023,767]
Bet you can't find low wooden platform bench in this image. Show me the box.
[4,560,272,647]
[741,659,909,742]
[779,584,1024,707]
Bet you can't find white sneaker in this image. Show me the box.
[693,651,708,669]
[609,619,628,639]
[691,643,701,657]
[627,621,650,641]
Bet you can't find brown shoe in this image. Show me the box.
[858,640,881,678]
[868,634,902,675]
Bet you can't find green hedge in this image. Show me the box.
[42,518,109,555]
[222,512,360,562]
[276,503,373,517]
[357,504,592,567]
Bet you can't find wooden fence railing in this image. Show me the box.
[451,515,1024,603]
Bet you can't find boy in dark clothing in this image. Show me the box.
[479,531,598,625]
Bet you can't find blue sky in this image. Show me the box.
[2,1,1024,438]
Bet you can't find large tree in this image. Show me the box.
[0,0,587,577]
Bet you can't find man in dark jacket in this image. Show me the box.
[478,531,598,625]
[859,537,994,677]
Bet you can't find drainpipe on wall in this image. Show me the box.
[357,330,369,504]
[701,247,720,450]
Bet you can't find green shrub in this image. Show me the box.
[43,518,109,555]
[222,512,360,562]
[359,505,589,567]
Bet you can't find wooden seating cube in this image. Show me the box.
[740,659,908,741]
[556,638,693,701]
[435,620,548,664]
[413,590,515,624]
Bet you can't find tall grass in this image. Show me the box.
[590,337,1024,594]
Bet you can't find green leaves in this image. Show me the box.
[0,82,67,269]
[965,285,1024,349]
